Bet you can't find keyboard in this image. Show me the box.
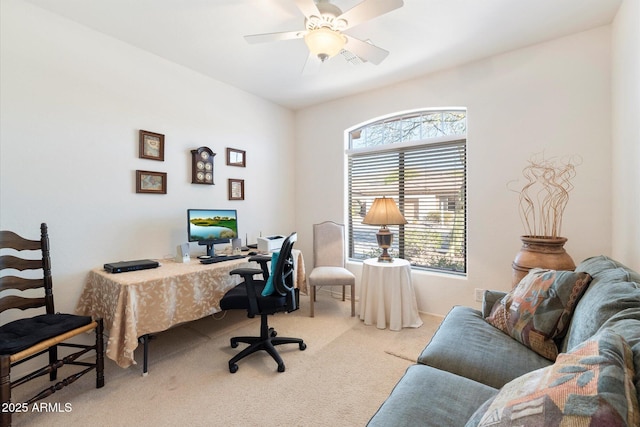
[199,255,246,264]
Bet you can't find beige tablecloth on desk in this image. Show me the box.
[76,252,306,368]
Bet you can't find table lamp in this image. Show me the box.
[362,197,407,262]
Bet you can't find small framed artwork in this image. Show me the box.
[136,170,167,194]
[139,130,165,161]
[228,179,244,200]
[226,148,246,167]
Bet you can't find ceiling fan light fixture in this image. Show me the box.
[304,27,346,62]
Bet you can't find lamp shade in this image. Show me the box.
[362,197,407,226]
[303,27,346,62]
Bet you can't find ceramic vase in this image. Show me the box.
[511,235,576,287]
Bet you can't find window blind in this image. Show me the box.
[348,139,466,273]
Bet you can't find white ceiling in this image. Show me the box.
[22,0,622,110]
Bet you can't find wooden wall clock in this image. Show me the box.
[190,146,215,185]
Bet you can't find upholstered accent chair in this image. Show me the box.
[0,223,104,427]
[308,221,356,317]
[220,232,306,373]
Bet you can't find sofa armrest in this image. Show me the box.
[482,290,507,318]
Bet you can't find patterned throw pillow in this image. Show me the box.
[487,269,591,360]
[466,329,640,427]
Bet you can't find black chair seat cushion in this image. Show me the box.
[220,282,287,313]
[0,313,92,355]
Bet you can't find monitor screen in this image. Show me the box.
[187,209,238,255]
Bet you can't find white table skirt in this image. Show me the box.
[359,258,423,331]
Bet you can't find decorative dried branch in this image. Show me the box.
[509,153,580,238]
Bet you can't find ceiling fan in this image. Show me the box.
[244,0,404,72]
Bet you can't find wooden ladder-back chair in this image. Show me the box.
[0,223,104,427]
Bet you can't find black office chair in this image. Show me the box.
[220,232,306,373]
[0,223,104,427]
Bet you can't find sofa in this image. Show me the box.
[368,255,640,426]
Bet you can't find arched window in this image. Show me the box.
[346,109,467,274]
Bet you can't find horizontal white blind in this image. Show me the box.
[348,139,466,273]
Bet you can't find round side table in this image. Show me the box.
[359,258,423,330]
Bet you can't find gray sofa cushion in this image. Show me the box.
[418,306,553,389]
[562,256,640,351]
[561,255,640,404]
[600,316,640,405]
[367,364,498,427]
[482,290,506,318]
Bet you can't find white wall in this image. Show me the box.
[3,0,634,322]
[295,27,614,316]
[0,0,295,314]
[612,0,640,271]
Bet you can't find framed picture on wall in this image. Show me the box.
[139,130,165,161]
[226,148,246,167]
[136,170,167,194]
[228,179,244,200]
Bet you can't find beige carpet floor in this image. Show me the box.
[9,294,442,427]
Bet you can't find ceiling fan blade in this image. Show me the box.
[302,52,323,75]
[294,0,321,19]
[244,30,305,44]
[338,0,404,29]
[344,35,389,65]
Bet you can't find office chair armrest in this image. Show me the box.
[249,255,272,281]
[229,267,263,277]
[249,255,272,263]
[229,267,264,317]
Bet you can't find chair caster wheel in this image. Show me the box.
[278,363,285,372]
[269,328,277,337]
[230,340,238,348]
[229,363,238,373]
[299,342,307,351]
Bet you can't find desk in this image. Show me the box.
[76,252,306,371]
[359,258,423,331]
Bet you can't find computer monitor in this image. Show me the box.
[187,209,238,256]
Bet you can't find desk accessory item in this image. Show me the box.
[231,238,243,254]
[257,235,285,253]
[199,254,245,264]
[104,259,159,273]
[241,234,250,251]
[176,243,190,263]
[190,146,215,185]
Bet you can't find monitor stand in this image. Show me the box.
[199,241,215,257]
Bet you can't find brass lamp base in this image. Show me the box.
[376,227,394,262]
